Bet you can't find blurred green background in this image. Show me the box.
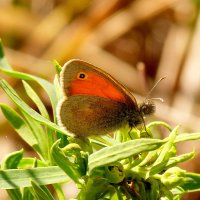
[1,0,200,199]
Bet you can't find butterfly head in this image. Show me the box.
[139,99,155,117]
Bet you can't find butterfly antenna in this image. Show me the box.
[145,77,166,100]
[151,97,164,102]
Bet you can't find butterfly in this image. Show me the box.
[57,59,155,137]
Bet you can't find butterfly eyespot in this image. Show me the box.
[77,72,88,80]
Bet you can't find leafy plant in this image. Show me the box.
[0,40,200,200]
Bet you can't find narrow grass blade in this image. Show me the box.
[0,166,69,189]
[0,79,67,136]
[0,104,41,154]
[31,180,54,200]
[22,80,50,120]
[0,67,57,116]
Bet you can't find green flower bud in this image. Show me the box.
[105,163,125,183]
[161,167,186,188]
[62,143,81,156]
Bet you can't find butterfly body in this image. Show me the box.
[57,59,155,137]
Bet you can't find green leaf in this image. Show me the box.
[0,67,57,116]
[165,152,195,169]
[0,103,25,130]
[88,139,165,173]
[22,80,54,155]
[147,121,172,131]
[21,111,49,161]
[152,126,178,167]
[0,79,67,136]
[175,133,200,143]
[52,184,66,200]
[0,166,69,189]
[7,189,22,200]
[2,150,24,200]
[137,150,157,167]
[148,178,160,200]
[51,140,81,183]
[77,178,111,200]
[0,104,41,154]
[53,74,62,103]
[22,80,50,120]
[2,149,24,169]
[53,60,62,74]
[90,135,117,148]
[150,152,195,176]
[19,158,47,169]
[31,180,54,200]
[22,188,34,200]
[179,173,200,192]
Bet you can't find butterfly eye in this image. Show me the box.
[77,72,88,80]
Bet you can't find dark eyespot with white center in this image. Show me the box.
[77,72,88,80]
